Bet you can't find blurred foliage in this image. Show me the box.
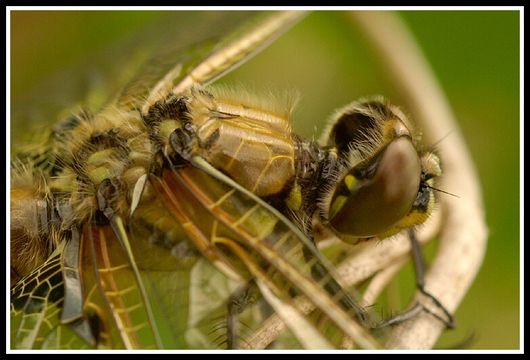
[10,10,520,349]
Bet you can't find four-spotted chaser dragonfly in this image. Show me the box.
[10,11,445,349]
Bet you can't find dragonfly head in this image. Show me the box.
[319,97,441,242]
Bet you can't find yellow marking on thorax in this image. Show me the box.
[286,183,302,211]
[87,149,116,167]
[86,148,126,185]
[159,119,181,140]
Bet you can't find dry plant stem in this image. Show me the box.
[349,11,488,349]
[241,211,441,349]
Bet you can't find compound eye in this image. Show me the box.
[329,137,421,238]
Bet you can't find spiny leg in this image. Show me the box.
[376,229,455,329]
[408,228,455,328]
[226,281,257,349]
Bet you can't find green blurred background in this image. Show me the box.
[10,10,520,350]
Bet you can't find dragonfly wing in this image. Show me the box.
[11,12,261,148]
[81,220,166,349]
[149,156,380,349]
[10,241,92,349]
[127,191,238,349]
[10,220,163,350]
[115,11,262,111]
[167,11,306,98]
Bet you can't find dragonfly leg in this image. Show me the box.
[169,122,198,162]
[226,281,258,349]
[375,229,455,329]
[408,228,455,329]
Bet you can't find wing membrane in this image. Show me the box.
[84,222,163,349]
[167,11,306,99]
[13,12,301,134]
[11,12,265,151]
[10,242,92,349]
[150,158,379,349]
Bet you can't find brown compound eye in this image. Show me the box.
[328,136,421,238]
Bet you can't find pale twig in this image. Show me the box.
[348,11,488,349]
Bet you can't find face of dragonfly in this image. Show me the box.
[10,11,441,350]
[317,98,441,242]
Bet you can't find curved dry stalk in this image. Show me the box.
[349,11,488,349]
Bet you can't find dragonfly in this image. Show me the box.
[10,11,447,350]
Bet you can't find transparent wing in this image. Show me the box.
[10,242,92,349]
[127,193,200,349]
[10,223,166,350]
[11,11,301,145]
[148,158,381,349]
[11,162,380,349]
